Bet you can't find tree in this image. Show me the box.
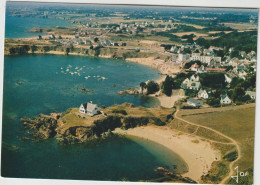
[199,73,226,89]
[94,37,99,42]
[161,75,175,96]
[17,45,30,55]
[65,47,70,55]
[9,47,17,55]
[146,81,159,94]
[230,77,243,89]
[207,97,220,107]
[231,86,245,102]
[140,82,146,94]
[31,45,38,53]
[230,50,240,58]
[225,66,233,72]
[184,60,201,69]
[184,89,198,97]
[42,46,50,53]
[174,72,192,89]
[241,94,251,102]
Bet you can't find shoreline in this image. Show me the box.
[5,51,182,108]
[113,125,221,182]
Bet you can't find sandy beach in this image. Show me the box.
[126,57,182,76]
[113,125,221,182]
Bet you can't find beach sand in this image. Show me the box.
[113,125,221,182]
[126,57,182,75]
[150,94,182,108]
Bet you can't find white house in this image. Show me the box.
[79,102,101,116]
[191,53,201,61]
[177,54,190,63]
[187,98,202,107]
[246,91,256,100]
[198,89,209,99]
[190,74,200,82]
[220,95,232,105]
[181,75,201,90]
[197,65,207,73]
[224,74,232,84]
[190,63,200,72]
[170,46,179,53]
[238,70,247,80]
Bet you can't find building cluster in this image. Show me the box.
[174,44,257,108]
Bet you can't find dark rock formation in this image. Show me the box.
[155,167,197,184]
[21,114,58,140]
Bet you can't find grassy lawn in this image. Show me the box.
[183,107,255,178]
[103,103,175,122]
[60,108,105,132]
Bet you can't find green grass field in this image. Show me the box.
[180,106,255,184]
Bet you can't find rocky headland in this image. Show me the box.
[20,103,175,144]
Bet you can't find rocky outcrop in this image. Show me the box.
[21,104,171,145]
[21,114,59,140]
[155,167,197,183]
[118,88,139,96]
[56,116,122,144]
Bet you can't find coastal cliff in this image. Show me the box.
[21,103,175,144]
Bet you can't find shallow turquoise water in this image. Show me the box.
[2,54,188,180]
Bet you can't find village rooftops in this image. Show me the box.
[187,98,202,107]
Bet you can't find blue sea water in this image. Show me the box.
[2,54,188,180]
[5,15,72,38]
[3,5,188,180]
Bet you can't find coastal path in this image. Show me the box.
[174,108,241,184]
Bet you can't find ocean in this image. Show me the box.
[2,13,188,181]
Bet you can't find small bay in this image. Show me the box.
[2,54,188,180]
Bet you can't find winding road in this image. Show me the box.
[174,108,241,184]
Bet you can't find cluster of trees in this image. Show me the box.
[154,31,181,42]
[196,31,257,52]
[161,76,175,96]
[181,34,195,44]
[228,73,256,104]
[9,45,30,55]
[199,72,226,89]
[202,23,234,32]
[171,24,199,32]
[8,45,52,55]
[140,80,159,95]
[161,73,192,97]
[205,72,256,106]
[100,23,120,28]
[184,60,202,69]
[159,70,255,106]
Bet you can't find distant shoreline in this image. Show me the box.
[5,50,181,108]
